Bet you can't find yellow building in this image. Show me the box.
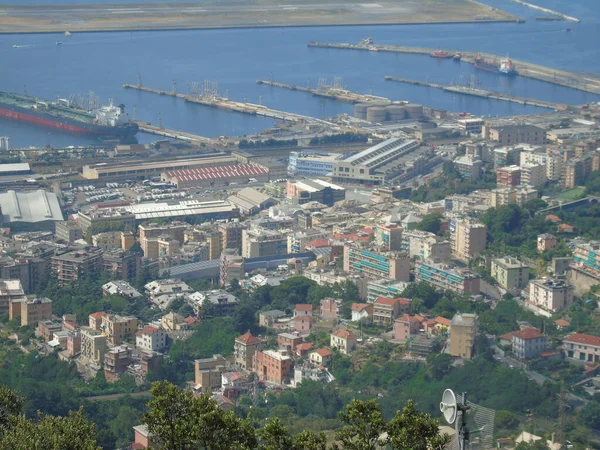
[491,257,530,295]
[449,313,478,359]
[10,296,52,327]
[101,314,138,346]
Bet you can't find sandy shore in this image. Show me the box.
[0,0,518,34]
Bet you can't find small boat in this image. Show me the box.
[64,31,72,36]
[55,41,62,46]
[431,50,451,59]
[453,53,462,60]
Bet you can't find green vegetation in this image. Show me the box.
[556,187,586,201]
[238,138,298,149]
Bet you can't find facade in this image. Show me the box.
[194,355,227,393]
[54,221,83,243]
[449,312,478,359]
[528,278,574,312]
[277,332,303,351]
[102,249,140,281]
[402,230,451,262]
[415,260,480,295]
[286,179,346,207]
[573,241,600,279]
[309,348,333,366]
[100,314,138,346]
[372,296,411,325]
[537,234,557,253]
[288,229,330,254]
[253,349,292,385]
[450,218,487,260]
[135,325,167,352]
[242,228,288,258]
[457,118,485,135]
[351,303,373,322]
[330,329,358,354]
[104,345,134,382]
[491,257,530,294]
[343,244,410,281]
[496,165,521,186]
[320,298,339,320]
[0,279,25,313]
[220,249,245,286]
[92,231,124,250]
[218,222,247,252]
[520,163,547,188]
[483,124,545,146]
[374,224,403,251]
[512,328,547,359]
[453,155,483,180]
[287,151,343,177]
[394,314,422,343]
[51,248,103,286]
[563,333,600,363]
[80,327,107,365]
[563,157,592,189]
[490,186,538,208]
[234,332,264,370]
[11,296,52,327]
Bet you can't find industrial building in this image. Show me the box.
[287,151,346,177]
[0,190,64,228]
[331,138,437,186]
[0,163,32,176]
[161,164,270,189]
[227,188,278,215]
[286,179,345,206]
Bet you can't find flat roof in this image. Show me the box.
[0,190,63,223]
[86,155,236,174]
[0,163,31,174]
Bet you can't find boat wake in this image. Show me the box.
[12,44,33,48]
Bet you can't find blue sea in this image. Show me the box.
[0,0,599,147]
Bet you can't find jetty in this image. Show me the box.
[384,77,570,110]
[256,80,389,104]
[308,42,600,95]
[134,121,214,145]
[510,0,580,22]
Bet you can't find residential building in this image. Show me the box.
[218,222,248,252]
[528,278,573,312]
[139,221,187,245]
[520,163,546,188]
[294,315,312,334]
[546,153,564,181]
[351,303,373,322]
[537,234,557,253]
[450,218,486,260]
[494,145,523,168]
[309,348,333,366]
[343,244,410,281]
[330,329,358,354]
[374,224,403,251]
[92,231,124,250]
[194,354,227,393]
[188,289,237,317]
[563,333,600,363]
[145,279,193,310]
[253,349,293,385]
[135,325,167,352]
[320,298,339,320]
[80,327,107,365]
[0,279,25,313]
[573,241,600,279]
[102,280,142,299]
[373,296,411,325]
[51,248,103,285]
[88,311,106,331]
[220,249,246,286]
[104,345,134,382]
[491,257,530,294]
[234,332,265,370]
[294,304,313,317]
[490,186,538,208]
[366,279,410,303]
[54,221,83,243]
[287,151,344,177]
[102,249,140,281]
[160,312,188,332]
[66,332,81,357]
[457,118,484,135]
[100,313,138,346]
[512,328,547,359]
[415,260,480,295]
[36,320,63,342]
[293,362,335,386]
[449,312,478,359]
[259,310,287,328]
[288,229,330,253]
[453,155,483,180]
[277,332,303,351]
[10,296,52,327]
[394,314,422,343]
[496,165,521,186]
[563,156,592,189]
[242,228,288,258]
[402,230,451,262]
[483,124,545,146]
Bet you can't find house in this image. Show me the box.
[132,424,155,449]
[104,345,134,382]
[320,297,340,320]
[194,354,227,394]
[512,328,547,359]
[135,326,167,352]
[563,333,600,363]
[294,304,313,317]
[234,332,265,370]
[545,214,562,224]
[558,223,575,233]
[330,329,358,354]
[293,362,335,386]
[309,348,333,366]
[253,349,293,385]
[555,319,570,330]
[295,342,313,357]
[537,233,557,252]
[277,332,303,351]
[294,315,312,334]
[394,314,421,343]
[160,312,188,331]
[351,303,373,322]
[259,310,287,328]
[433,316,451,333]
[373,296,411,325]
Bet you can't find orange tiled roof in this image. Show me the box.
[237,332,261,345]
[564,333,600,347]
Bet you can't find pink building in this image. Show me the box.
[320,298,339,320]
[394,314,421,342]
[67,332,81,357]
[294,304,313,317]
[537,233,557,252]
[294,315,312,333]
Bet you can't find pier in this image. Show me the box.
[384,77,569,110]
[123,83,322,124]
[256,79,389,104]
[510,0,580,22]
[134,121,214,145]
[308,42,600,95]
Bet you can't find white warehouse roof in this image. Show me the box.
[0,190,63,223]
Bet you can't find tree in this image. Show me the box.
[387,400,449,450]
[416,214,442,234]
[495,410,519,431]
[0,385,24,435]
[578,401,600,430]
[332,399,387,450]
[427,353,453,380]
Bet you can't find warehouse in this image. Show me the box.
[161,164,270,189]
[0,189,63,229]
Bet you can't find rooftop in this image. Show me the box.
[236,332,261,345]
[513,328,545,340]
[564,333,600,347]
[164,164,268,182]
[0,190,64,223]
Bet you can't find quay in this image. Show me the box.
[383,76,569,110]
[256,79,389,104]
[134,121,214,145]
[123,83,320,124]
[308,42,600,95]
[510,0,580,22]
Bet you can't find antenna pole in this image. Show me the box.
[458,392,470,450]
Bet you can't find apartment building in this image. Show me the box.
[453,155,483,180]
[512,328,547,359]
[51,247,103,286]
[9,296,52,327]
[288,229,330,254]
[372,296,411,325]
[415,260,480,295]
[563,333,600,363]
[573,241,600,279]
[490,186,538,208]
[92,231,125,250]
[135,325,167,352]
[54,221,83,243]
[402,230,451,262]
[330,329,358,355]
[102,249,140,281]
[0,279,25,313]
[563,156,593,189]
[496,165,521,186]
[234,332,265,370]
[450,218,487,260]
[242,228,289,258]
[80,327,108,365]
[528,278,574,312]
[220,249,245,286]
[520,163,547,188]
[449,312,478,359]
[253,349,293,385]
[104,345,134,382]
[218,222,247,252]
[343,244,410,281]
[537,234,557,253]
[194,354,227,393]
[491,257,530,294]
[374,224,403,251]
[100,313,138,346]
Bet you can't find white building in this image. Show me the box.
[135,325,167,352]
[528,278,574,312]
[0,136,9,152]
[457,118,484,135]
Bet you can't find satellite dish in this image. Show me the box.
[440,388,458,424]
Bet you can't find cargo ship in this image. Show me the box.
[0,91,139,137]
[474,56,517,76]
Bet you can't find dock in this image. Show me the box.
[134,121,214,145]
[256,79,389,104]
[123,83,322,124]
[384,76,569,110]
[308,42,600,95]
[510,0,580,22]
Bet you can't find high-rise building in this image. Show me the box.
[374,224,403,251]
[520,163,547,187]
[449,312,478,359]
[343,244,410,282]
[450,218,486,260]
[0,136,10,152]
[242,228,288,258]
[218,222,247,252]
[496,165,521,186]
[51,248,103,286]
